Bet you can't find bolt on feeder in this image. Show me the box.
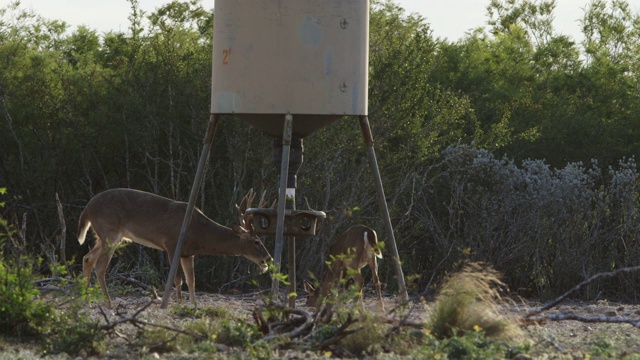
[162,0,408,308]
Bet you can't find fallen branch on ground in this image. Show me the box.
[98,300,205,341]
[526,265,640,317]
[524,265,640,328]
[538,313,640,329]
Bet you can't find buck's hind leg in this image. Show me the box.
[353,271,366,308]
[369,257,384,312]
[82,239,102,286]
[92,231,123,308]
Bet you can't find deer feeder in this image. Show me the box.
[161,0,407,308]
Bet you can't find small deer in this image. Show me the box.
[78,188,272,308]
[304,225,384,311]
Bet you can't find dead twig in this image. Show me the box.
[55,192,66,267]
[115,274,152,291]
[538,313,640,329]
[386,299,425,331]
[253,301,314,341]
[526,265,640,318]
[99,300,205,340]
[317,313,361,350]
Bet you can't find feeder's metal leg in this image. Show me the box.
[161,114,220,309]
[287,198,296,308]
[358,115,408,302]
[272,114,293,300]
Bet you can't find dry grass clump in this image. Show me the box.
[428,262,523,340]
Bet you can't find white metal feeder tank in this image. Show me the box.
[211,0,369,137]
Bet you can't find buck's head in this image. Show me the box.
[234,188,272,272]
[303,279,320,307]
[232,224,271,273]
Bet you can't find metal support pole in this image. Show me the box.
[271,114,293,299]
[161,114,220,309]
[287,202,296,308]
[358,115,408,301]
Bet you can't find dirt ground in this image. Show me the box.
[3,292,640,359]
[510,299,640,359]
[94,292,640,359]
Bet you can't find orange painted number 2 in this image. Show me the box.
[222,49,231,65]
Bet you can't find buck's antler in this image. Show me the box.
[258,189,278,209]
[304,196,317,211]
[236,189,257,231]
[257,189,265,209]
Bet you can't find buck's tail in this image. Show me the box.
[365,229,382,259]
[77,210,91,245]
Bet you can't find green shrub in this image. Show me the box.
[439,330,507,360]
[216,318,260,347]
[338,311,385,356]
[0,255,53,338]
[139,327,179,354]
[41,304,105,356]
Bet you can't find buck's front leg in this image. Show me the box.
[166,252,184,303]
[354,272,366,308]
[370,258,385,312]
[82,240,102,287]
[180,255,197,308]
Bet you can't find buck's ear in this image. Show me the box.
[303,279,316,293]
[232,224,247,235]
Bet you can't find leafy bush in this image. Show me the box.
[216,318,261,347]
[0,202,104,356]
[409,146,640,299]
[0,205,53,338]
[41,302,105,356]
[0,255,53,338]
[337,311,386,356]
[0,253,105,356]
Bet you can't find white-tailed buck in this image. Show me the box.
[78,188,271,308]
[304,225,384,311]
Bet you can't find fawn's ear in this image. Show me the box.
[303,279,316,294]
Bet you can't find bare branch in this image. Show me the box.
[531,313,640,329]
[55,192,66,267]
[526,265,640,318]
[99,300,206,340]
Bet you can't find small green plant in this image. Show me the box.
[170,303,199,318]
[0,255,54,338]
[384,326,434,356]
[139,327,179,354]
[0,202,105,356]
[216,318,261,347]
[439,328,506,360]
[0,187,6,207]
[181,312,271,357]
[183,318,217,339]
[41,303,105,356]
[338,311,385,356]
[589,337,614,358]
[199,305,231,319]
